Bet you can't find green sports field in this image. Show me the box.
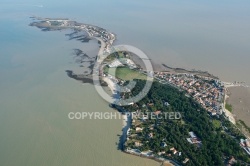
[105,66,146,80]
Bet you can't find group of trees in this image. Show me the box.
[122,80,250,165]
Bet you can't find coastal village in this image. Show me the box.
[122,70,249,164]
[104,52,250,164]
[30,17,115,55]
[31,18,250,165]
[155,72,225,116]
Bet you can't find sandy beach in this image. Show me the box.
[224,93,236,124]
[227,87,250,127]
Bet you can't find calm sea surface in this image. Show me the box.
[0,0,250,165]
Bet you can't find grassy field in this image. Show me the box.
[105,66,146,80]
[225,103,233,112]
[212,119,221,129]
[104,52,127,62]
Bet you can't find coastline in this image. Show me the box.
[120,113,175,166]
[227,86,250,137]
[161,64,219,79]
[29,17,250,164]
[223,90,236,124]
[122,151,175,166]
[220,83,250,139]
[54,17,177,165]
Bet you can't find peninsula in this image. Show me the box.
[30,17,250,166]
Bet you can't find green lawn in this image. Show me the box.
[117,52,125,58]
[225,103,233,112]
[105,66,146,80]
[212,120,221,129]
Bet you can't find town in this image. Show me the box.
[154,71,225,116]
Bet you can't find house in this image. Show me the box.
[191,138,200,144]
[157,151,166,156]
[164,101,170,106]
[240,139,245,146]
[161,142,167,147]
[187,131,202,145]
[245,139,250,147]
[183,158,189,164]
[170,147,178,155]
[227,156,236,166]
[136,127,143,132]
[189,131,197,138]
[170,147,175,151]
[154,110,161,115]
[108,60,123,68]
[148,133,154,138]
[211,111,217,116]
[240,139,250,155]
[134,141,143,147]
[141,150,153,157]
[148,103,154,106]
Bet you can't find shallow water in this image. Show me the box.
[227,87,250,127]
[0,18,159,166]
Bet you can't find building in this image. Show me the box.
[183,158,189,164]
[136,127,143,132]
[189,131,197,138]
[108,60,123,68]
[187,131,202,145]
